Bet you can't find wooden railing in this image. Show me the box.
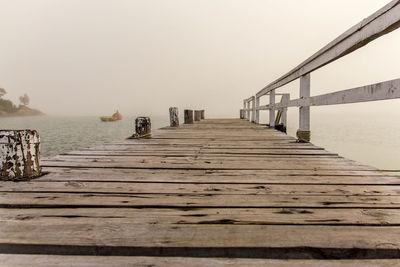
[241,0,400,142]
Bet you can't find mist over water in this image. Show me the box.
[1,110,399,171]
[0,115,169,157]
[0,0,399,173]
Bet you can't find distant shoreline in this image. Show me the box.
[0,106,45,118]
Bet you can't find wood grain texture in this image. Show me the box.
[1,119,399,261]
[0,255,397,267]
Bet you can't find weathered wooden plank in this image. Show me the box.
[3,118,399,261]
[1,181,399,196]
[0,255,396,267]
[267,78,400,109]
[64,148,336,156]
[41,156,375,171]
[2,207,400,226]
[1,192,399,208]
[38,167,400,185]
[1,222,400,253]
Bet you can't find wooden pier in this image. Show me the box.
[2,1,400,265]
[1,119,400,265]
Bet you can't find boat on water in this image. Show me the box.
[100,110,123,122]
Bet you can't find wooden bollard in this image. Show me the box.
[169,107,179,127]
[0,130,41,180]
[194,110,201,121]
[130,117,152,139]
[296,130,311,143]
[184,109,193,124]
[240,109,245,119]
[200,110,205,120]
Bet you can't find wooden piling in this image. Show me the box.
[200,110,205,120]
[240,109,245,119]
[130,117,152,139]
[184,110,193,124]
[169,107,179,127]
[194,110,201,121]
[0,130,41,180]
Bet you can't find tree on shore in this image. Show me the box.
[0,88,18,113]
[19,93,30,106]
[0,88,6,98]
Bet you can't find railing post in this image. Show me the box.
[246,101,251,121]
[298,74,311,142]
[255,96,260,124]
[281,94,290,132]
[243,100,246,119]
[251,96,256,123]
[269,90,275,128]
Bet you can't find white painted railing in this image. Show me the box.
[241,0,400,142]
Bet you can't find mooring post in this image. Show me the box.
[130,117,152,139]
[0,130,41,181]
[169,107,179,127]
[200,110,205,120]
[297,74,311,142]
[184,109,194,124]
[194,110,201,121]
[240,109,245,119]
[269,90,275,128]
[255,96,260,124]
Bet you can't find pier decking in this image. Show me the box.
[1,119,400,265]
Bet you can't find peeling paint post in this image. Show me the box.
[255,97,260,124]
[0,130,41,181]
[194,110,201,121]
[251,96,256,123]
[269,90,276,128]
[243,99,247,119]
[200,110,205,120]
[169,107,179,127]
[246,101,250,121]
[184,109,193,124]
[130,117,152,139]
[281,94,290,132]
[297,74,311,142]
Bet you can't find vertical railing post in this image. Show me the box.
[255,96,260,124]
[269,90,275,128]
[246,101,251,121]
[243,100,246,119]
[251,96,256,123]
[298,74,311,142]
[281,94,290,133]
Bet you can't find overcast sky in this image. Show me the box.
[0,0,399,117]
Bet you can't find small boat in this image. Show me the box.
[100,116,118,122]
[112,110,123,120]
[100,110,123,122]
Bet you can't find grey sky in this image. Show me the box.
[0,0,399,117]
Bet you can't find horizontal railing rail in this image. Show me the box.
[242,0,400,142]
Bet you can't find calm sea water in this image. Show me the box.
[0,115,169,157]
[1,112,399,171]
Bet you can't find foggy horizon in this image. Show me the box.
[1,0,399,118]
